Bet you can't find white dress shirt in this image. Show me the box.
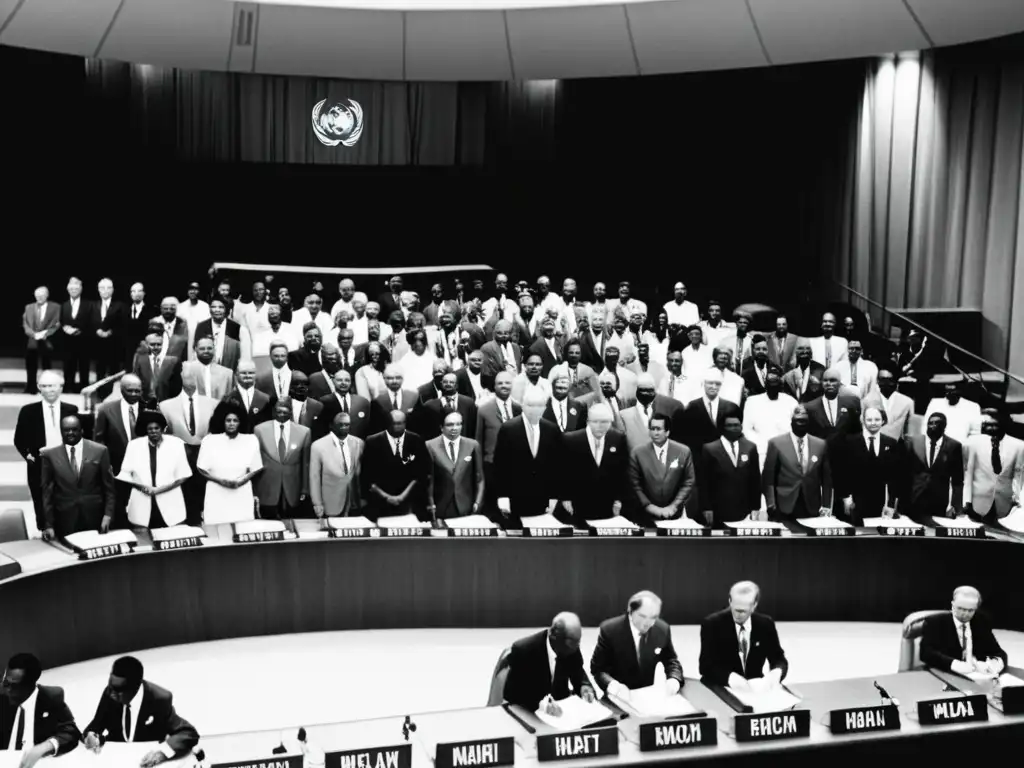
[387,432,404,456]
[586,429,605,464]
[466,370,485,400]
[501,342,519,373]
[236,386,254,412]
[41,399,63,449]
[290,309,333,337]
[176,299,210,328]
[700,320,735,351]
[681,345,713,376]
[444,436,462,463]
[331,433,352,469]
[100,298,110,322]
[5,686,59,755]
[254,323,301,357]
[926,435,944,467]
[543,336,558,360]
[863,430,881,453]
[954,616,973,661]
[272,366,292,399]
[69,297,80,319]
[291,399,307,423]
[550,397,569,430]
[720,436,740,466]
[121,399,138,440]
[663,299,700,327]
[546,635,559,681]
[703,397,719,426]
[659,373,700,405]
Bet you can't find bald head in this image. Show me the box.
[548,612,583,656]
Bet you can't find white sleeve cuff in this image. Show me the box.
[48,738,60,756]
[160,742,176,759]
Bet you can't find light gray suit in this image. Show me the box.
[965,433,1024,518]
[183,361,234,400]
[159,393,219,446]
[873,392,914,440]
[309,434,364,516]
[425,436,485,519]
[254,421,311,508]
[627,439,695,525]
[762,432,832,517]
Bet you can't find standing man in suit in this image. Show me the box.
[628,413,695,526]
[283,372,324,435]
[543,374,588,435]
[416,360,451,407]
[82,656,199,766]
[256,342,293,399]
[183,336,234,400]
[14,370,79,533]
[591,591,684,697]
[155,297,189,362]
[310,411,364,519]
[124,283,156,371]
[919,586,1008,676]
[577,371,627,432]
[503,613,596,713]
[232,360,272,427]
[619,374,683,452]
[782,342,825,403]
[767,316,798,371]
[700,415,762,527]
[965,409,1024,524]
[371,365,419,434]
[479,320,522,390]
[1,653,81,766]
[680,368,741,459]
[836,339,878,399]
[58,277,92,393]
[740,336,782,397]
[419,372,478,441]
[255,398,311,519]
[318,370,372,441]
[133,332,182,404]
[805,369,861,446]
[834,405,907,525]
[426,412,485,520]
[91,278,127,383]
[287,324,325,378]
[40,415,115,540]
[476,372,521,516]
[92,373,145,528]
[494,390,561,527]
[561,403,629,526]
[159,370,218,524]
[762,406,832,525]
[578,307,607,373]
[699,581,788,689]
[871,368,913,440]
[359,410,428,521]
[742,373,798,470]
[455,350,488,402]
[528,318,563,377]
[808,312,848,368]
[22,286,61,394]
[907,413,964,522]
[194,298,247,368]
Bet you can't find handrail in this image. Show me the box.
[80,371,126,413]
[836,282,1024,388]
[211,262,494,276]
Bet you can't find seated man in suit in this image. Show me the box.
[907,413,964,522]
[83,656,199,766]
[1,652,80,766]
[40,415,115,541]
[255,398,312,519]
[504,613,596,714]
[833,405,907,525]
[965,408,1024,524]
[700,414,762,528]
[763,406,832,524]
[543,373,587,434]
[426,411,485,520]
[628,413,695,527]
[920,586,1007,677]
[699,581,788,690]
[562,403,629,526]
[806,368,861,446]
[310,411,364,520]
[591,590,684,698]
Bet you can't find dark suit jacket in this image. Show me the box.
[542,397,587,433]
[153,318,189,361]
[907,435,964,521]
[459,321,487,351]
[562,428,629,522]
[359,430,429,519]
[833,432,908,524]
[479,340,522,382]
[762,432,832,517]
[476,399,522,464]
[529,337,564,377]
[699,609,788,686]
[680,398,741,458]
[699,438,761,525]
[92,400,134,473]
[419,395,478,441]
[287,348,324,377]
[426,436,485,518]
[493,416,562,519]
[14,401,80,464]
[628,440,695,526]
[84,681,199,757]
[782,362,825,403]
[454,367,482,399]
[920,613,1008,672]
[591,615,683,692]
[578,330,606,373]
[503,630,592,710]
[416,381,443,406]
[0,685,80,755]
[88,300,127,341]
[740,361,784,396]
[22,301,61,351]
[194,318,241,343]
[60,298,93,341]
[133,354,182,403]
[806,393,862,444]
[40,440,115,537]
[766,335,799,371]
[318,393,372,440]
[371,389,419,435]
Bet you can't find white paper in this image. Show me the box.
[727,686,801,713]
[150,525,206,541]
[932,516,984,529]
[520,513,571,529]
[64,529,138,549]
[654,518,707,529]
[534,696,614,731]
[797,517,853,529]
[377,513,430,528]
[234,519,286,534]
[327,516,376,529]
[610,685,700,718]
[996,506,1024,533]
[444,515,498,529]
[725,520,786,530]
[863,517,922,528]
[999,673,1024,687]
[586,517,640,529]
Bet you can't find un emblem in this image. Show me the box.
[311,99,364,147]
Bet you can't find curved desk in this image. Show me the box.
[1,533,1021,668]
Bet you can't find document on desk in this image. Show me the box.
[327,516,376,528]
[444,514,498,529]
[376,513,431,528]
[0,742,156,768]
[610,685,701,718]
[655,518,707,529]
[996,505,1024,532]
[65,529,138,549]
[234,519,287,534]
[724,520,786,530]
[797,518,853,529]
[520,513,570,529]
[587,517,640,529]
[862,517,922,528]
[727,686,801,713]
[967,672,1024,685]
[534,696,614,730]
[932,516,984,529]
[151,525,207,541]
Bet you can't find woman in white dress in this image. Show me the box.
[397,329,436,391]
[355,341,387,400]
[197,401,263,524]
[117,411,192,531]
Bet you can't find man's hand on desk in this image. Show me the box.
[313,504,325,518]
[580,685,596,703]
[140,749,169,767]
[385,494,403,507]
[100,515,112,534]
[665,678,681,697]
[497,498,511,517]
[41,528,55,542]
[975,657,1005,676]
[84,732,103,753]
[544,696,563,717]
[646,504,671,519]
[546,499,558,515]
[19,743,52,768]
[728,673,750,690]
[611,500,622,517]
[950,660,976,676]
[608,681,630,700]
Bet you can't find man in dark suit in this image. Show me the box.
[377,275,404,321]
[318,370,372,441]
[618,374,684,452]
[476,372,521,516]
[528,318,564,377]
[628,413,695,527]
[14,370,80,532]
[543,374,588,434]
[1,652,80,764]
[561,402,629,526]
[415,360,451,407]
[279,372,323,435]
[308,344,343,401]
[133,332,182,404]
[194,298,244,370]
[425,412,485,520]
[22,286,62,394]
[578,308,607,373]
[371,365,419,434]
[480,321,522,389]
[782,342,825,403]
[91,373,145,529]
[805,369,861,446]
[82,656,199,766]
[767,316,798,371]
[91,278,127,383]
[359,410,429,521]
[231,361,272,427]
[493,390,562,527]
[591,591,684,697]
[287,324,324,377]
[40,415,115,541]
[762,406,832,524]
[741,335,784,397]
[907,413,964,522]
[155,298,189,362]
[834,405,907,525]
[335,329,363,379]
[59,277,92,393]
[700,414,762,527]
[680,369,741,459]
[504,613,596,712]
[699,581,789,689]
[124,282,157,371]
[920,586,1008,676]
[418,373,478,441]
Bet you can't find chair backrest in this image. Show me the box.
[899,609,949,672]
[486,647,513,707]
[0,508,28,543]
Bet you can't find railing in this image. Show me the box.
[80,371,126,413]
[211,262,494,276]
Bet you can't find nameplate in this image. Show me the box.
[153,537,204,551]
[212,757,302,768]
[536,727,618,761]
[522,527,574,538]
[326,743,412,768]
[876,526,924,537]
[378,527,428,537]
[724,527,782,537]
[329,527,376,539]
[656,527,712,537]
[734,709,810,742]
[77,543,135,561]
[587,527,644,537]
[435,737,514,768]
[233,531,285,543]
[917,694,988,725]
[639,717,717,751]
[443,528,499,538]
[828,705,900,734]
[935,527,985,539]
[809,527,854,537]
[1001,684,1024,715]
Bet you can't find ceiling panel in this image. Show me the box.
[100,0,236,70]
[750,0,928,65]
[906,0,1024,46]
[628,0,767,74]
[506,5,637,80]
[405,11,512,81]
[255,6,403,80]
[0,0,121,56]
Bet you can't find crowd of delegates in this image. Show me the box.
[14,272,1024,538]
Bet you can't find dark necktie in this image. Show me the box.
[340,440,349,475]
[341,396,348,414]
[392,393,399,410]
[992,437,1003,474]
[278,424,287,461]
[928,439,937,468]
[128,405,137,435]
[730,441,738,464]
[851,363,858,386]
[123,702,132,741]
[869,435,877,457]
[394,438,401,458]
[551,656,570,699]
[70,445,78,478]
[738,626,749,674]
[447,397,455,411]
[188,397,196,436]
[149,443,158,486]
[132,305,138,319]
[448,441,456,464]
[797,437,806,472]
[14,705,25,750]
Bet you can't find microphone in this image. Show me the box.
[402,716,417,742]
[873,681,898,705]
